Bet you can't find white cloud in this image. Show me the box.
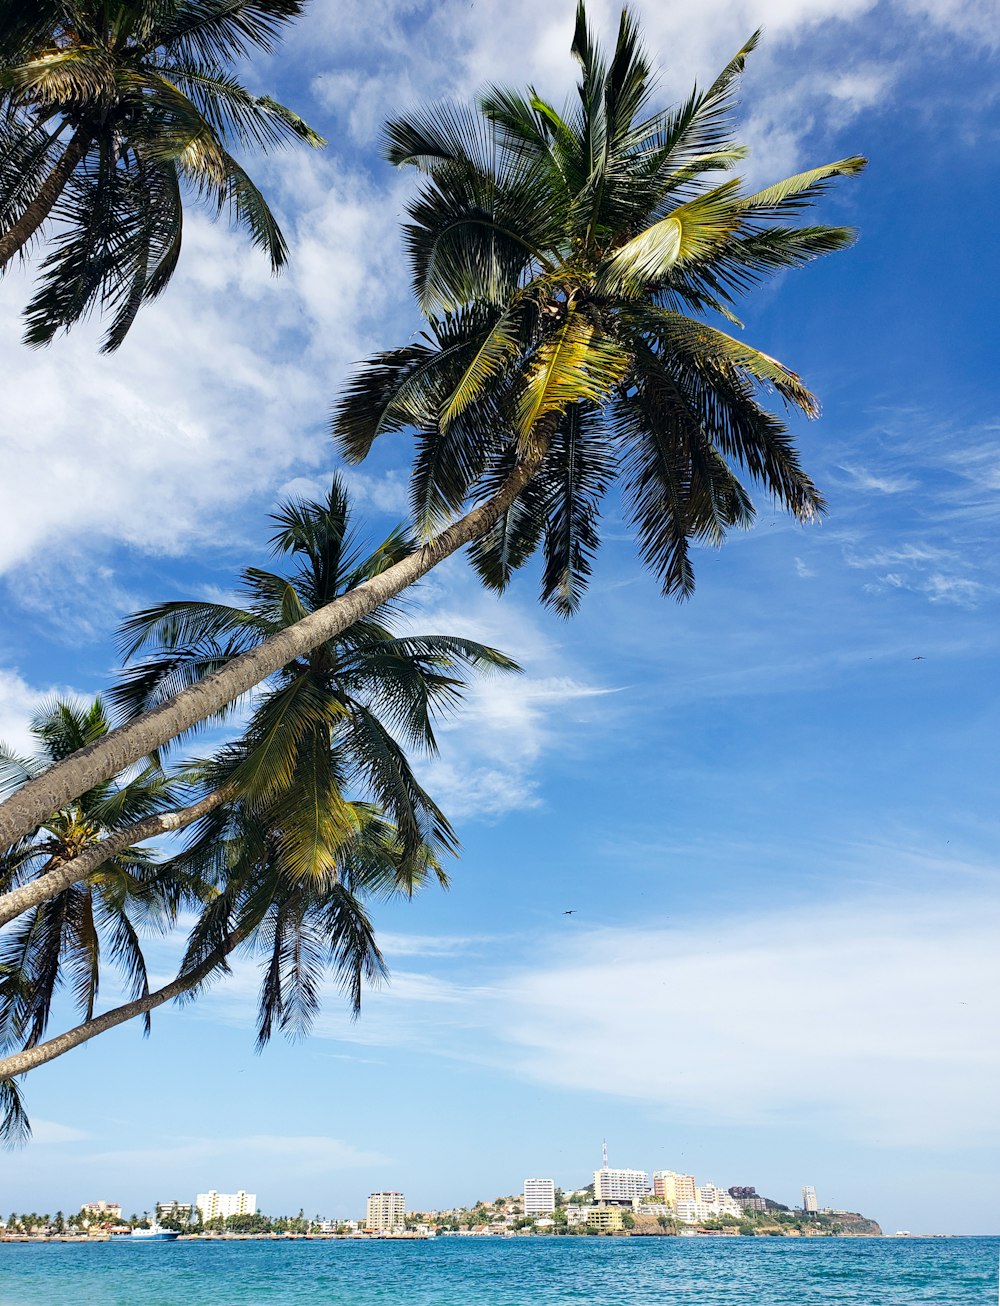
[0,150,402,582]
[481,891,1000,1147]
[0,668,82,756]
[377,931,500,958]
[29,1119,90,1144]
[838,465,917,495]
[85,1134,387,1174]
[276,468,411,520]
[183,879,1000,1150]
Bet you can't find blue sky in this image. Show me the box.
[0,0,998,1235]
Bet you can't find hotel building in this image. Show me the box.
[366,1191,405,1232]
[195,1190,257,1222]
[523,1179,556,1215]
[652,1171,697,1207]
[593,1166,648,1204]
[802,1185,818,1213]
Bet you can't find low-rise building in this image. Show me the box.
[81,1201,121,1222]
[155,1201,192,1224]
[588,1206,625,1232]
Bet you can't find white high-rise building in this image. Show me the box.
[802,1185,818,1213]
[366,1191,405,1231]
[523,1179,556,1215]
[196,1190,256,1222]
[593,1167,648,1203]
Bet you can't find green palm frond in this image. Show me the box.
[468,449,551,592]
[539,403,617,615]
[316,884,387,1018]
[633,308,819,415]
[0,1076,30,1146]
[739,156,867,217]
[2,0,317,347]
[155,62,324,151]
[333,343,450,463]
[157,0,310,65]
[439,307,525,430]
[118,600,267,663]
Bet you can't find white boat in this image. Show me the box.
[127,1221,180,1242]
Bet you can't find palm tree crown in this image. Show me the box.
[0,0,322,350]
[110,477,518,1042]
[334,3,865,613]
[0,699,189,1058]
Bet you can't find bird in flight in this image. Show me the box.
[563,910,577,915]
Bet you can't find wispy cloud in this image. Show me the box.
[295,886,1000,1149]
[837,465,917,495]
[85,1134,388,1174]
[30,1120,90,1145]
[377,931,502,959]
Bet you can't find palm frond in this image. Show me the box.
[158,0,309,64]
[0,1076,30,1146]
[516,314,630,442]
[539,402,617,614]
[596,180,742,296]
[739,156,867,217]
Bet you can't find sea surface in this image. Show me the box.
[0,1236,996,1305]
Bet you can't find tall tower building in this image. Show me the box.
[802,1185,818,1213]
[523,1178,556,1215]
[366,1191,405,1231]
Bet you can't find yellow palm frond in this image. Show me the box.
[596,180,742,295]
[516,314,630,442]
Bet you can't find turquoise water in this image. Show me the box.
[0,1237,996,1304]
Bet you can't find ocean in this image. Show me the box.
[0,1236,996,1304]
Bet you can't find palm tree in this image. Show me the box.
[338,6,865,609]
[0,481,517,1125]
[0,697,194,1139]
[108,476,516,1043]
[0,0,322,350]
[111,476,517,872]
[0,2,864,853]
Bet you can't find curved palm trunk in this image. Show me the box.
[0,924,249,1082]
[0,789,229,929]
[0,126,91,269]
[0,448,548,850]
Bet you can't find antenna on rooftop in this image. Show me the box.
[602,1137,609,1169]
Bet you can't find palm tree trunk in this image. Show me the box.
[0,925,249,1082]
[0,446,549,850]
[0,789,229,929]
[0,126,91,269]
